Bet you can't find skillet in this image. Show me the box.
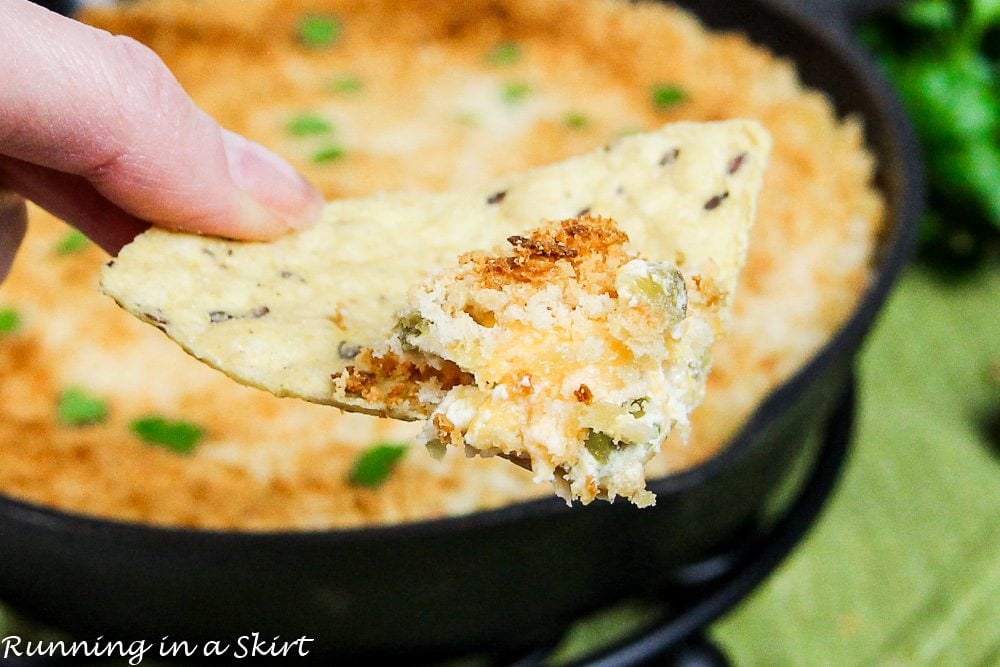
[0,0,921,659]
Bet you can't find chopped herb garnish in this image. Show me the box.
[502,81,533,104]
[651,84,687,110]
[287,114,332,136]
[487,41,522,66]
[57,387,109,427]
[0,308,21,334]
[56,230,90,255]
[130,416,205,455]
[312,145,346,163]
[564,112,589,129]
[329,75,363,94]
[348,443,408,487]
[297,14,342,49]
[453,111,480,126]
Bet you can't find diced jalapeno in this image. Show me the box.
[629,397,649,418]
[616,261,687,327]
[584,430,629,464]
[425,438,447,460]
[394,313,429,350]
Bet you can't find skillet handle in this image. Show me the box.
[774,0,905,26]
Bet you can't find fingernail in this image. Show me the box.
[222,130,323,231]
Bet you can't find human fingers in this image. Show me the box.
[0,0,323,241]
[0,190,27,283]
[0,154,148,255]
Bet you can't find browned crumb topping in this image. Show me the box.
[574,384,594,404]
[336,349,473,412]
[432,412,461,446]
[469,215,629,291]
[691,274,726,312]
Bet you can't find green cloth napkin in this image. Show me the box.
[714,264,1000,666]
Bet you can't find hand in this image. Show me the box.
[0,0,324,281]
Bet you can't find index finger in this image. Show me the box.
[0,0,323,240]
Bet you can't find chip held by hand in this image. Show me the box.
[101,120,771,505]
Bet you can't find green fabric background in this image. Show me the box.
[712,264,1000,666]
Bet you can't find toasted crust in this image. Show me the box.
[336,348,473,412]
[471,217,629,291]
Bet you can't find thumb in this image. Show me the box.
[0,0,323,241]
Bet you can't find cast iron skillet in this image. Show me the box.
[0,0,921,659]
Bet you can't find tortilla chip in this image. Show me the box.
[101,120,771,419]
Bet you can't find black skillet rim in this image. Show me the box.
[0,0,922,543]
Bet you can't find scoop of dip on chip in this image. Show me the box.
[338,215,724,506]
[100,120,771,505]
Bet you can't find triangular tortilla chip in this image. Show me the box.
[101,121,771,427]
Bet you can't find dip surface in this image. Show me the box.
[0,0,883,528]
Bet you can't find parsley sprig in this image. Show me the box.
[297,14,342,49]
[348,443,408,487]
[0,308,21,334]
[57,387,109,426]
[862,0,1000,267]
[130,416,205,455]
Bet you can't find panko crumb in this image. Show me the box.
[334,216,724,507]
